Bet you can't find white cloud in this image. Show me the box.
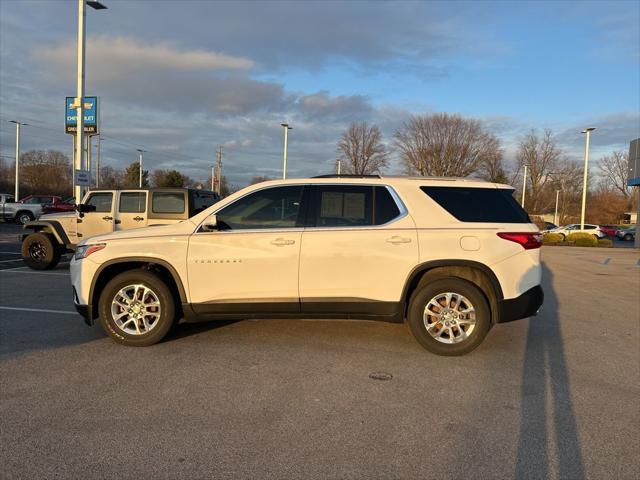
[35,36,254,74]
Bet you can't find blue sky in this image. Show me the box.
[0,0,638,187]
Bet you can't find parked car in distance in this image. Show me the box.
[544,221,557,231]
[615,227,636,241]
[599,225,618,236]
[547,223,605,239]
[19,194,60,206]
[42,196,76,214]
[0,193,43,224]
[21,188,219,270]
[70,175,544,356]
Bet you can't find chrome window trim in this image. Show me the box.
[193,182,408,234]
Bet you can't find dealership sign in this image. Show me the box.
[65,96,98,134]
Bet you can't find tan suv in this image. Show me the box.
[21,188,219,270]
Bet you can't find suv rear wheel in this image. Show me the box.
[99,270,176,346]
[407,278,490,356]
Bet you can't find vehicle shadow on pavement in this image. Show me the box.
[515,263,585,478]
[166,319,241,341]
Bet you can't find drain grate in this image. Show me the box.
[369,372,393,381]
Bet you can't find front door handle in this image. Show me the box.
[102,216,113,221]
[386,236,412,244]
[270,238,295,246]
[133,216,144,221]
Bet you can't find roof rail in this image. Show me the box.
[312,174,381,179]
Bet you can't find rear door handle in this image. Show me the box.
[386,236,412,244]
[270,238,295,246]
[133,216,144,221]
[102,216,113,221]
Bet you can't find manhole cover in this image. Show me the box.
[369,372,393,381]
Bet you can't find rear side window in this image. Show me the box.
[86,193,113,213]
[421,187,530,223]
[310,185,401,227]
[119,192,146,213]
[152,192,185,214]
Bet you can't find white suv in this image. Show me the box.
[70,176,543,356]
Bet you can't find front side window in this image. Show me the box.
[216,186,304,230]
[309,185,401,228]
[152,192,185,214]
[86,193,113,213]
[119,192,146,213]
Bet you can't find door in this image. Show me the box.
[299,184,418,315]
[187,185,306,314]
[116,191,147,230]
[79,191,115,240]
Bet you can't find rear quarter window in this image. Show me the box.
[421,186,530,223]
[152,192,185,214]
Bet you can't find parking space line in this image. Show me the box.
[0,268,69,275]
[0,251,21,254]
[603,258,611,265]
[0,306,76,315]
[0,258,23,263]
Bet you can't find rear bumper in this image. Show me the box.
[497,285,544,323]
[74,303,93,326]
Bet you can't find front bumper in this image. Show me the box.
[497,285,544,323]
[74,302,93,326]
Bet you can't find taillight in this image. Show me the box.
[497,232,542,250]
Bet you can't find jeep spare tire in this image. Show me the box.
[21,232,62,270]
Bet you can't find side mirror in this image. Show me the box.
[202,214,218,231]
[76,203,96,214]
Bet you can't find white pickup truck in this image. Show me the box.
[0,193,43,225]
[21,188,219,270]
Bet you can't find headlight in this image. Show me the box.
[74,243,106,260]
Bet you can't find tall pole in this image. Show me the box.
[580,128,596,230]
[11,121,21,200]
[554,190,560,226]
[521,164,528,207]
[86,135,92,187]
[74,0,86,204]
[137,149,145,188]
[215,145,223,195]
[336,159,341,175]
[281,123,291,179]
[95,134,101,187]
[211,166,215,191]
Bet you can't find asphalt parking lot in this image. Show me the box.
[0,227,638,479]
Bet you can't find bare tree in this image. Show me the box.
[19,150,72,196]
[516,129,562,212]
[249,175,272,185]
[393,113,501,177]
[599,151,631,198]
[337,122,388,175]
[478,149,508,183]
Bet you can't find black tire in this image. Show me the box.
[559,233,566,241]
[407,277,491,356]
[21,232,61,270]
[16,211,34,225]
[99,270,176,347]
[623,234,633,241]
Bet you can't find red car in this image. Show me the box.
[19,195,75,214]
[599,225,618,236]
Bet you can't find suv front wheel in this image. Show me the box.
[407,278,490,356]
[99,270,176,346]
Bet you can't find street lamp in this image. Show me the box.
[281,123,292,179]
[9,121,28,200]
[580,127,596,230]
[554,190,560,226]
[74,0,107,204]
[521,164,529,207]
[136,149,146,187]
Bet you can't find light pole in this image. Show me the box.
[74,0,107,204]
[336,159,342,175]
[9,121,28,200]
[211,166,215,191]
[94,134,101,187]
[137,149,146,187]
[580,127,596,230]
[281,123,292,179]
[521,164,528,207]
[554,190,560,226]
